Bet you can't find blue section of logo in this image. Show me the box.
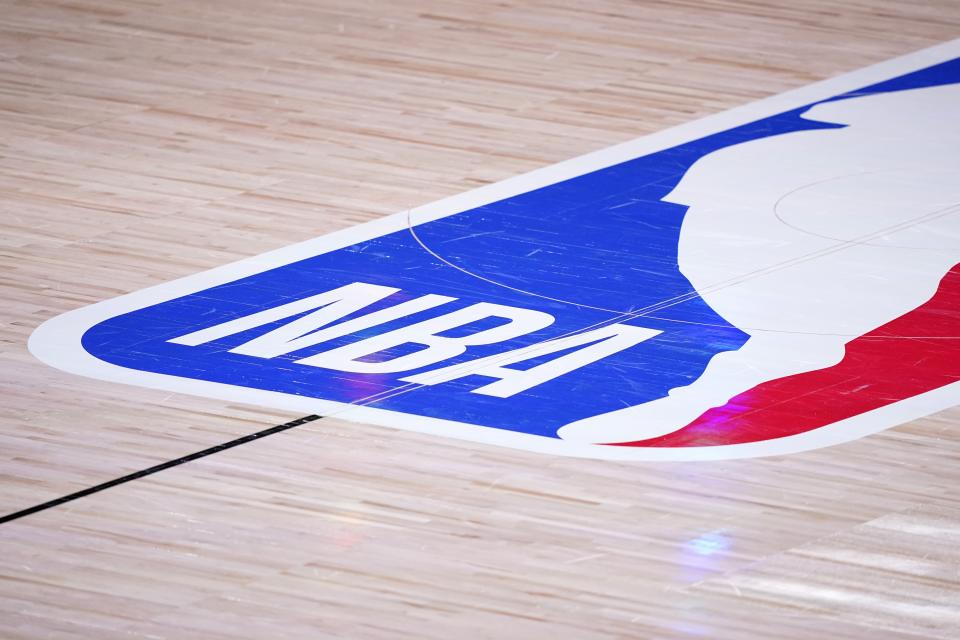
[81,60,960,438]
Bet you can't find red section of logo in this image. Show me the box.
[616,263,960,448]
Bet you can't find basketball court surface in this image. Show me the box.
[3,2,960,638]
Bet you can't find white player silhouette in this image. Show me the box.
[558,82,960,445]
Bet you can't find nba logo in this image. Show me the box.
[30,41,960,460]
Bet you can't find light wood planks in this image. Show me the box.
[2,1,960,638]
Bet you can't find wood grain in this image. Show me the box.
[2,1,959,638]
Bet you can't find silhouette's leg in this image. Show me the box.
[557,334,847,444]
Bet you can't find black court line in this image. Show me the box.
[0,414,322,525]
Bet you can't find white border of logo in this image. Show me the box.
[30,40,960,460]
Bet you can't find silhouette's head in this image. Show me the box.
[801,82,960,134]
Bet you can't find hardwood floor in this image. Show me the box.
[2,1,959,637]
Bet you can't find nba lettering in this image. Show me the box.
[167,281,661,395]
[30,42,960,460]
